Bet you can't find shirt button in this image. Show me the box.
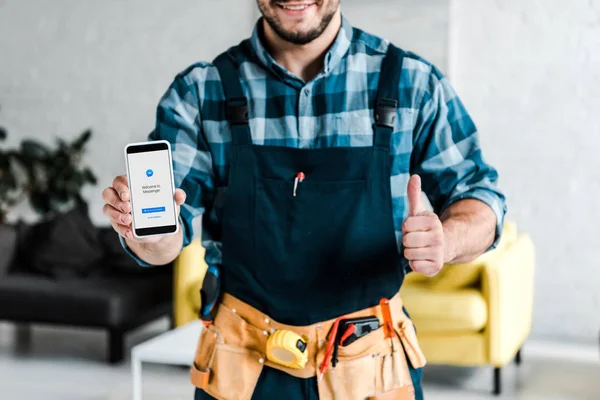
[303,88,310,96]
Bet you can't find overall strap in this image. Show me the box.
[213,50,252,146]
[374,44,405,151]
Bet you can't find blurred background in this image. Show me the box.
[0,0,599,399]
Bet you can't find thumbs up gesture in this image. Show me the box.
[402,175,445,277]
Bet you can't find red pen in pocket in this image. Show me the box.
[293,172,305,197]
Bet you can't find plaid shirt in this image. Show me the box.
[124,16,507,269]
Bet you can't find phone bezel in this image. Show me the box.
[124,140,179,239]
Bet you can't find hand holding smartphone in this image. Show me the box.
[102,140,184,244]
[124,140,179,239]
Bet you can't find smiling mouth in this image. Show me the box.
[276,2,316,11]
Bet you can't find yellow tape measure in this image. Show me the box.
[265,330,309,369]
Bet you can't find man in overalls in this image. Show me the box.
[102,1,506,399]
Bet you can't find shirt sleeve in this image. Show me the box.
[121,71,216,266]
[411,65,507,251]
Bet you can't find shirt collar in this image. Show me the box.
[249,14,353,84]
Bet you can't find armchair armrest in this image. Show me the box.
[173,238,208,327]
[481,233,535,366]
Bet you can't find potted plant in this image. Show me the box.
[16,129,98,218]
[0,106,98,276]
[0,119,25,223]
[0,112,26,271]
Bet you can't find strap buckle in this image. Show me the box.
[226,97,248,125]
[374,99,397,128]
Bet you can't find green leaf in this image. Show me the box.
[55,189,70,203]
[72,129,92,151]
[21,140,51,160]
[83,168,97,185]
[29,191,50,214]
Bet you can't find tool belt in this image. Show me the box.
[190,291,426,400]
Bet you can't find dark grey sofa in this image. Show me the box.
[0,224,173,363]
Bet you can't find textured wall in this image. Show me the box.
[451,0,600,343]
[344,0,449,73]
[0,0,448,225]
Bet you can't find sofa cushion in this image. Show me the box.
[19,205,104,278]
[400,285,487,334]
[0,270,172,327]
[0,224,17,278]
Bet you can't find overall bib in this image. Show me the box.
[193,43,425,400]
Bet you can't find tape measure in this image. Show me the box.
[265,330,309,369]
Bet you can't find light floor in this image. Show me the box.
[0,319,598,400]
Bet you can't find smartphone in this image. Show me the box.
[124,140,179,239]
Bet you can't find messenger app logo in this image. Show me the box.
[146,169,154,177]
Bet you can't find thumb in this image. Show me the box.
[407,174,424,216]
[174,188,186,206]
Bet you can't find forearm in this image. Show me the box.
[441,199,497,264]
[125,229,184,266]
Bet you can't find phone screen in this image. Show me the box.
[125,141,178,237]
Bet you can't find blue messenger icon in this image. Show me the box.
[146,169,154,177]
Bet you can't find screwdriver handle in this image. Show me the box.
[199,264,221,324]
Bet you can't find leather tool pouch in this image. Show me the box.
[190,307,265,400]
[190,299,426,400]
[317,319,424,400]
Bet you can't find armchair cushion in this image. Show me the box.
[188,279,203,313]
[425,221,518,290]
[400,285,487,334]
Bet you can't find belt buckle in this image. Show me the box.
[375,99,397,128]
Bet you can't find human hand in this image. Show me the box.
[402,175,445,277]
[101,175,186,244]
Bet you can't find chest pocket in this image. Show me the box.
[253,174,370,296]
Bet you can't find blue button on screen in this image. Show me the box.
[142,206,166,214]
[146,169,154,177]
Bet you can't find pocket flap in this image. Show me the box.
[193,325,219,372]
[368,385,415,400]
[189,364,210,389]
[205,344,264,400]
[397,319,427,369]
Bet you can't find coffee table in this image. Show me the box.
[131,320,203,400]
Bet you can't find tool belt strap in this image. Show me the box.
[220,291,404,338]
[208,290,423,379]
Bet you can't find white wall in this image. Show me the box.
[344,0,449,72]
[0,0,448,226]
[0,0,257,223]
[450,0,600,343]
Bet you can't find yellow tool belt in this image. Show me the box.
[190,291,426,400]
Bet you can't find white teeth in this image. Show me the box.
[280,4,310,11]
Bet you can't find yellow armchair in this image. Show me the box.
[400,221,535,395]
[172,238,208,327]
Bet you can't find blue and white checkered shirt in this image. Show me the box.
[125,16,506,268]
